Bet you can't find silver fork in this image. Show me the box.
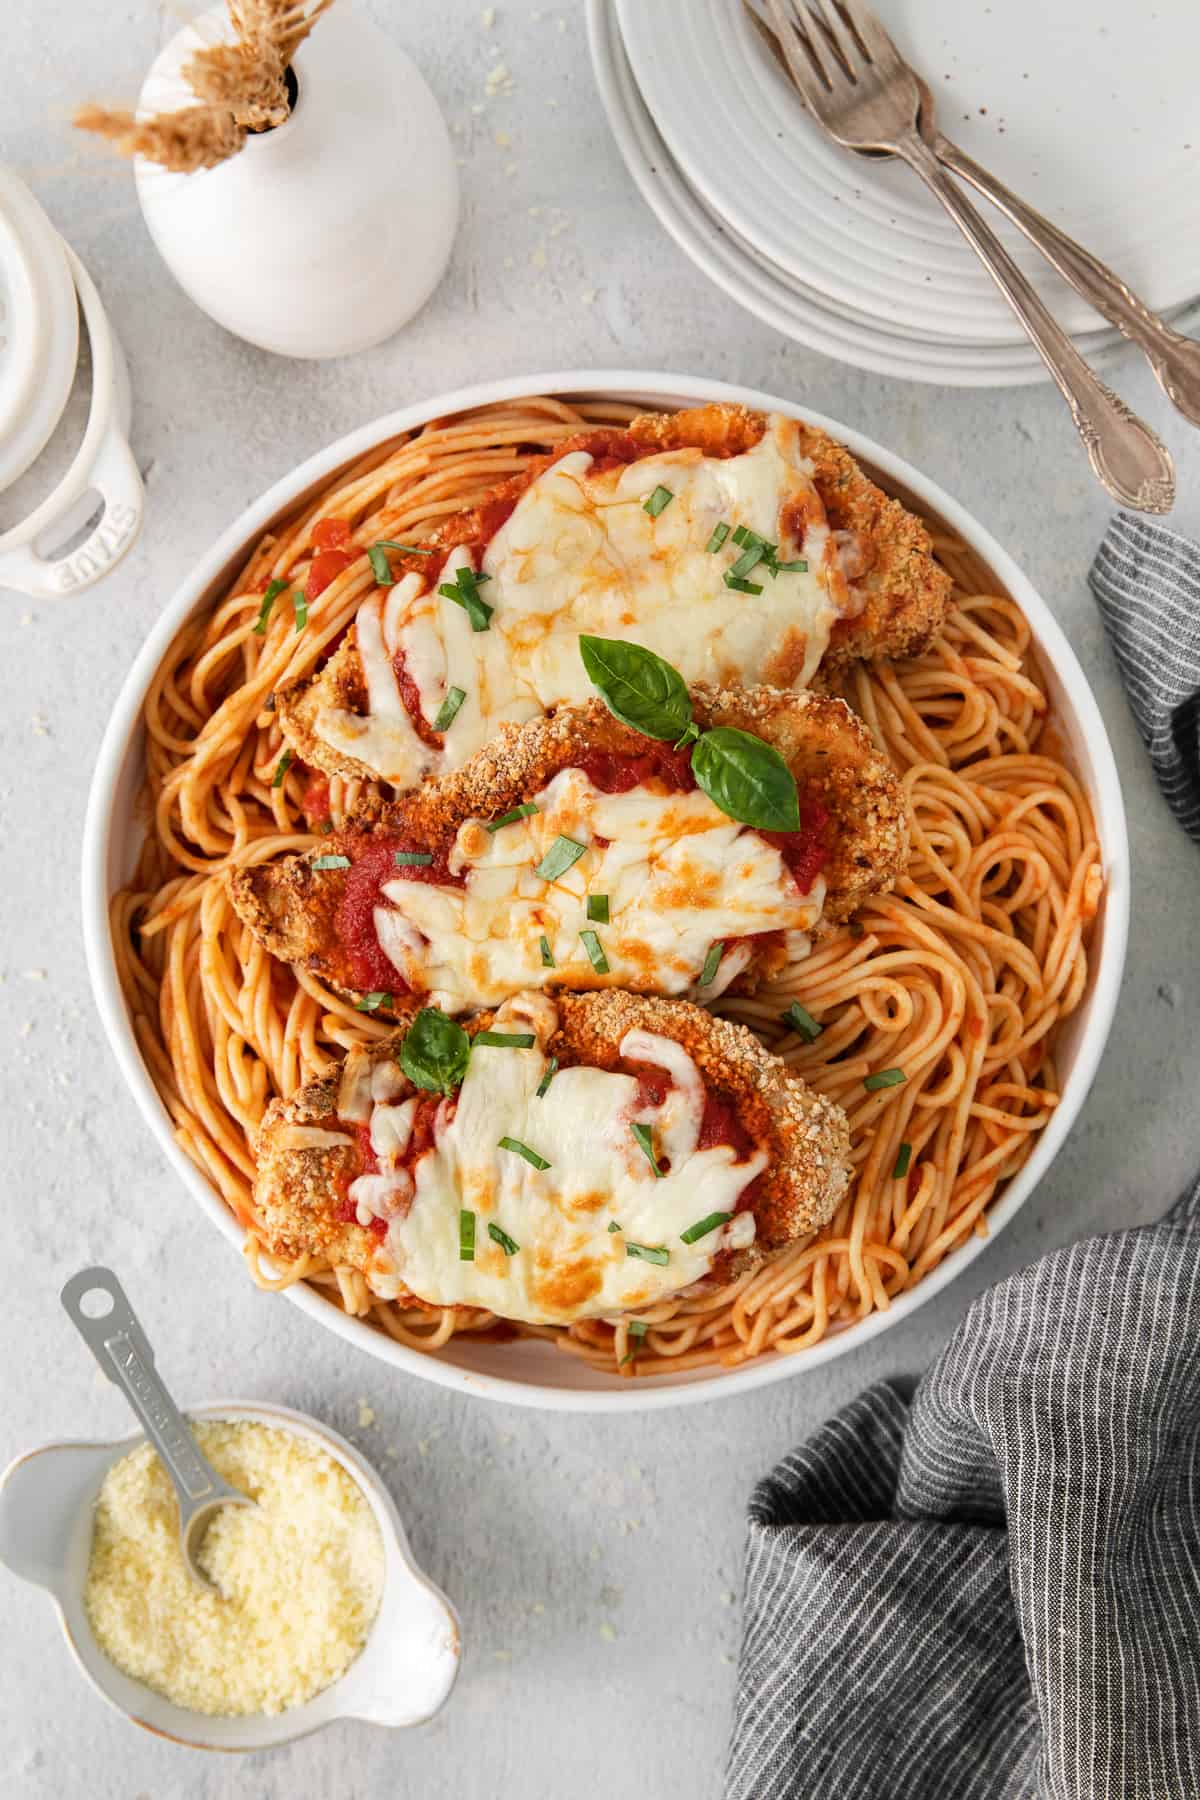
[762,0,1175,515]
[907,71,1200,431]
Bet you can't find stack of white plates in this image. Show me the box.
[588,0,1200,387]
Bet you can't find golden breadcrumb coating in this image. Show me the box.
[253,991,851,1304]
[229,685,908,1006]
[273,402,951,784]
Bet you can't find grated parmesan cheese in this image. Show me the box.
[84,1420,385,1716]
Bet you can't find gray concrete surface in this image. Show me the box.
[2,3,1198,1796]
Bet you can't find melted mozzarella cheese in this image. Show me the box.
[355,1004,764,1323]
[369,768,824,1012]
[313,415,845,788]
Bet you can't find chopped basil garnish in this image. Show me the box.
[643,484,674,517]
[630,1121,662,1178]
[459,1209,476,1261]
[253,578,287,634]
[374,540,434,555]
[699,942,723,987]
[608,1220,622,1234]
[692,727,800,831]
[865,1068,907,1092]
[312,853,351,870]
[680,1211,732,1245]
[724,573,764,596]
[579,929,609,973]
[498,1135,551,1171]
[586,894,609,924]
[432,686,467,732]
[579,635,694,744]
[394,850,433,867]
[475,1031,536,1048]
[367,544,394,586]
[439,565,493,631]
[781,1001,822,1043]
[536,1056,558,1098]
[729,535,772,579]
[272,748,292,789]
[535,835,587,881]
[487,802,538,833]
[893,1143,913,1179]
[293,590,308,632]
[539,935,555,968]
[626,1241,669,1266]
[488,1222,520,1256]
[579,639,799,831]
[356,991,390,1013]
[399,1007,471,1094]
[705,521,731,554]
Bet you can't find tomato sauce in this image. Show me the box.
[334,833,463,993]
[698,1093,759,1170]
[627,1062,672,1110]
[333,1193,388,1240]
[405,1094,444,1167]
[579,745,698,794]
[312,516,352,551]
[470,493,520,553]
[550,428,642,471]
[353,1121,380,1176]
[302,773,332,827]
[625,1060,759,1167]
[390,646,448,748]
[760,793,831,895]
[307,547,352,600]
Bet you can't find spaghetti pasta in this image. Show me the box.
[112,397,1101,1378]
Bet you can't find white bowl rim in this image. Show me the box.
[1,1398,460,1751]
[81,367,1130,1413]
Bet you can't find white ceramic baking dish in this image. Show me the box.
[81,371,1130,1410]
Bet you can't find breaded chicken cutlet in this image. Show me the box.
[229,684,908,1016]
[271,402,951,797]
[253,988,852,1327]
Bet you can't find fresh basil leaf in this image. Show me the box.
[691,727,800,830]
[398,1006,471,1094]
[578,635,694,744]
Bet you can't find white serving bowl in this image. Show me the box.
[0,1401,459,1751]
[81,371,1130,1412]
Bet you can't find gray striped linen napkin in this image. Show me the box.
[1090,513,1200,843]
[728,517,1200,1800]
[728,1174,1200,1800]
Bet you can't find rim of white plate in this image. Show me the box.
[614,0,1200,344]
[585,0,1161,389]
[82,370,1130,1413]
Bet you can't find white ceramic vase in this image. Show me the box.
[134,4,459,359]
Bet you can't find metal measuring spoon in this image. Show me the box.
[61,1266,254,1590]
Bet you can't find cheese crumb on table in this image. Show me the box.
[84,1420,385,1716]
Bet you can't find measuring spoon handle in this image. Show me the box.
[60,1266,240,1525]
